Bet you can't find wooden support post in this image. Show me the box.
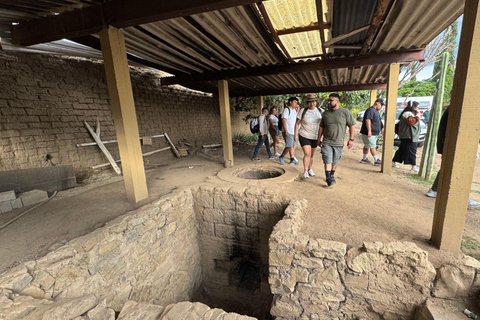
[256,96,264,115]
[370,90,377,107]
[381,63,399,174]
[218,80,234,168]
[431,0,480,253]
[99,26,148,203]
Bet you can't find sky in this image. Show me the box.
[415,15,463,80]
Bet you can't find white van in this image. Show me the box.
[397,96,433,110]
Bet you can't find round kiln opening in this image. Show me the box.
[233,166,285,180]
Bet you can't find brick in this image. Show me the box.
[10,198,23,209]
[18,190,48,207]
[0,191,16,202]
[0,201,13,213]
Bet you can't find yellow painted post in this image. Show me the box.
[370,90,377,106]
[99,26,148,203]
[218,80,234,168]
[256,96,264,115]
[381,63,399,174]
[431,0,480,253]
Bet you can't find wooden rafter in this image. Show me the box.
[256,2,294,62]
[161,50,425,86]
[360,0,391,54]
[315,0,328,58]
[324,24,370,46]
[276,22,331,36]
[11,0,261,46]
[230,83,388,97]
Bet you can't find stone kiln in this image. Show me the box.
[1,184,480,320]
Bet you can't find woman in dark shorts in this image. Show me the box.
[294,94,323,179]
[269,107,281,157]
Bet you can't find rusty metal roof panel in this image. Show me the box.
[262,0,318,30]
[372,0,463,52]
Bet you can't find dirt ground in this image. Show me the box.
[1,132,480,274]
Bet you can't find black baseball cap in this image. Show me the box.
[375,98,385,105]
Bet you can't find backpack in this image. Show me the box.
[278,108,291,132]
[301,107,323,120]
[250,116,260,134]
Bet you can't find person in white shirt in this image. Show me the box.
[252,107,275,161]
[268,106,281,157]
[295,93,323,179]
[279,97,299,165]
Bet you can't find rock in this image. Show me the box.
[160,301,210,319]
[39,294,98,320]
[346,247,384,273]
[117,300,164,320]
[271,296,302,318]
[0,266,33,293]
[416,300,469,320]
[309,239,346,261]
[86,299,115,320]
[433,264,476,298]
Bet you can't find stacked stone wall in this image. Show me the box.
[192,185,287,319]
[0,188,202,311]
[0,51,223,174]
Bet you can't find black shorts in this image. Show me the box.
[299,134,318,148]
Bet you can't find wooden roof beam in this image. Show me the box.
[324,24,370,46]
[161,50,425,86]
[361,0,391,54]
[230,83,388,97]
[315,0,328,58]
[276,22,331,36]
[11,0,260,46]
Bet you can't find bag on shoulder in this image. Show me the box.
[301,107,323,120]
[278,108,291,131]
[250,116,260,134]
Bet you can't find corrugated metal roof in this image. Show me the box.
[0,0,465,96]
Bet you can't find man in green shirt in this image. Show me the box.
[317,93,356,186]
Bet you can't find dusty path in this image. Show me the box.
[1,139,479,273]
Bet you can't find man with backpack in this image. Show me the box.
[252,107,275,161]
[279,97,299,165]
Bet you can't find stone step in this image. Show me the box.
[18,190,48,207]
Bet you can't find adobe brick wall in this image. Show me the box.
[0,51,225,174]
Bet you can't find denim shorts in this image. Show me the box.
[321,143,343,165]
[361,134,377,149]
[285,134,297,148]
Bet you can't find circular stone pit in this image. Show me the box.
[216,164,297,185]
[234,166,285,180]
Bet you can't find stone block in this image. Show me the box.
[215,224,236,239]
[224,210,246,227]
[198,221,215,236]
[18,189,48,207]
[415,300,468,320]
[203,208,225,223]
[213,187,236,211]
[0,190,15,202]
[0,266,33,293]
[271,296,302,319]
[309,238,346,261]
[433,264,476,298]
[346,247,384,273]
[270,251,294,268]
[10,198,23,209]
[0,200,13,213]
[0,165,76,193]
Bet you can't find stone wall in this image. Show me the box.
[0,188,202,311]
[0,51,222,173]
[268,200,480,320]
[193,185,288,319]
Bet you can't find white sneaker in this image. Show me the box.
[275,152,281,157]
[468,199,480,208]
[293,156,299,162]
[392,162,400,168]
[411,166,419,173]
[303,171,309,179]
[308,169,316,177]
[426,189,437,198]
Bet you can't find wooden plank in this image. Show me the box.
[12,0,261,46]
[230,83,387,97]
[324,24,370,46]
[84,121,122,175]
[431,0,480,253]
[164,132,181,158]
[218,80,234,168]
[315,0,328,58]
[361,0,390,54]
[257,2,294,63]
[99,26,148,202]
[381,63,399,174]
[370,89,377,106]
[276,23,331,36]
[77,134,165,147]
[93,147,172,169]
[161,50,425,86]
